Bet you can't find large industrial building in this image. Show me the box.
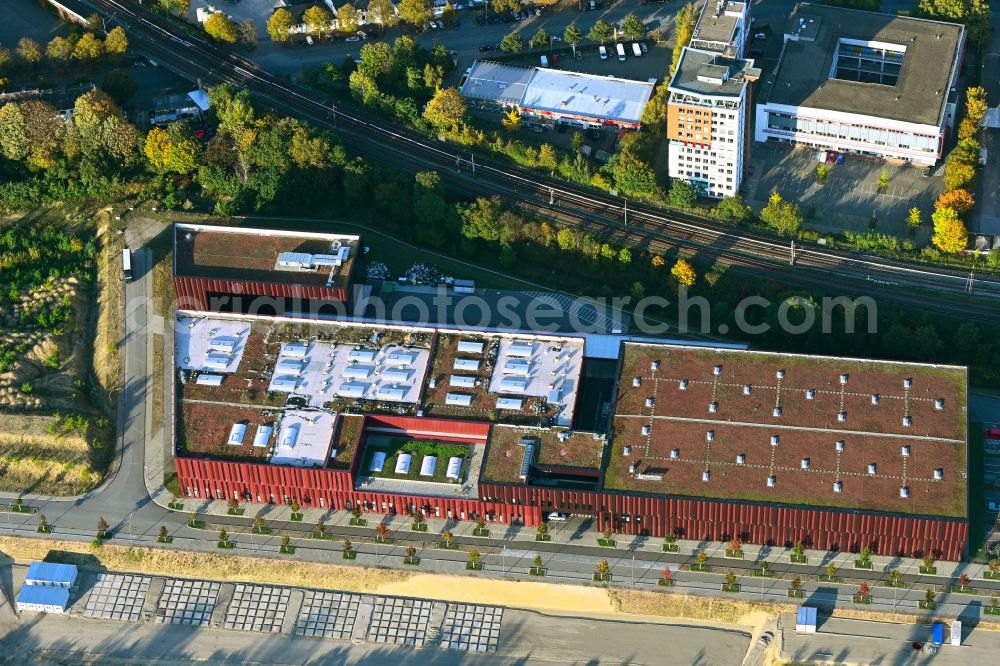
[461,61,655,130]
[173,224,362,315]
[172,249,971,560]
[666,0,759,198]
[754,3,966,165]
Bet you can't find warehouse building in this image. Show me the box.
[461,60,655,129]
[755,3,966,165]
[173,306,970,559]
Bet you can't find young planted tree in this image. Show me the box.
[227,497,240,514]
[468,548,482,569]
[350,505,364,524]
[816,163,829,184]
[877,167,890,192]
[533,554,544,571]
[922,555,935,573]
[343,538,355,559]
[500,32,524,53]
[281,535,293,554]
[253,515,266,534]
[695,550,708,570]
[621,13,645,41]
[661,566,673,585]
[857,546,872,568]
[239,19,258,49]
[724,571,738,591]
[474,517,488,535]
[826,562,837,580]
[888,569,902,587]
[315,519,327,538]
[412,512,426,530]
[530,28,550,50]
[564,24,583,56]
[595,559,611,581]
[536,521,549,540]
[791,576,802,597]
[97,516,109,539]
[663,532,678,551]
[375,522,390,543]
[923,587,937,609]
[988,558,999,579]
[792,540,805,562]
[38,514,49,533]
[727,538,742,556]
[290,500,301,519]
[218,528,230,547]
[188,512,199,528]
[958,573,971,591]
[588,20,613,44]
[857,581,870,601]
[442,530,454,548]
[991,595,999,614]
[907,207,922,231]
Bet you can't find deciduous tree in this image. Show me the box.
[267,8,295,42]
[931,206,968,253]
[588,19,613,44]
[714,194,753,223]
[671,259,696,287]
[621,13,645,41]
[668,179,696,208]
[337,3,361,33]
[102,68,138,104]
[907,206,922,230]
[423,87,466,131]
[530,28,549,49]
[670,2,699,77]
[368,0,400,29]
[205,13,240,43]
[398,0,432,29]
[239,19,258,49]
[760,192,802,235]
[73,33,104,60]
[966,86,988,124]
[500,32,524,53]
[104,26,129,55]
[935,188,974,213]
[145,122,200,174]
[16,38,42,65]
[563,24,583,54]
[46,36,75,62]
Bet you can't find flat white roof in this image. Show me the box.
[252,424,273,448]
[270,411,336,468]
[176,317,250,374]
[267,342,430,407]
[446,392,474,406]
[520,67,655,126]
[488,337,583,427]
[457,340,485,354]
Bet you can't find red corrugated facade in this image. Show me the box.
[173,276,351,311]
[176,419,968,560]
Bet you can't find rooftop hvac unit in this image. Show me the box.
[868,463,877,474]
[419,455,438,477]
[743,385,752,395]
[806,389,816,399]
[679,379,689,390]
[632,377,641,387]
[702,470,711,481]
[671,449,680,459]
[767,475,776,487]
[835,440,845,451]
[276,252,315,269]
[641,425,651,436]
[833,480,843,493]
[736,454,745,464]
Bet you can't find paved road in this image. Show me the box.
[779,612,1000,666]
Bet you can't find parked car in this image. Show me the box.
[988,500,1000,511]
[616,42,626,62]
[345,36,360,42]
[479,43,497,52]
[640,42,648,53]
[547,512,569,522]
[575,50,583,60]
[632,42,641,57]
[599,45,607,60]
[551,35,562,42]
[754,32,767,39]
[826,151,837,165]
[551,54,559,67]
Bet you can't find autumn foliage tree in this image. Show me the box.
[935,188,975,214]
[205,12,240,43]
[671,259,696,287]
[931,206,968,254]
[422,87,466,132]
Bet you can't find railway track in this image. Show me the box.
[73,0,1000,324]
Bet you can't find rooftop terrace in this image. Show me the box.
[173,224,360,288]
[607,343,968,517]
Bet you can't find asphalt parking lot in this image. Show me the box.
[744,143,943,239]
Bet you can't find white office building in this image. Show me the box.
[754,4,965,166]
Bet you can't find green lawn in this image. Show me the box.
[361,437,469,484]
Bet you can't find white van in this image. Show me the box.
[598,45,607,60]
[540,55,549,68]
[616,43,625,62]
[632,43,641,57]
[122,248,133,282]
